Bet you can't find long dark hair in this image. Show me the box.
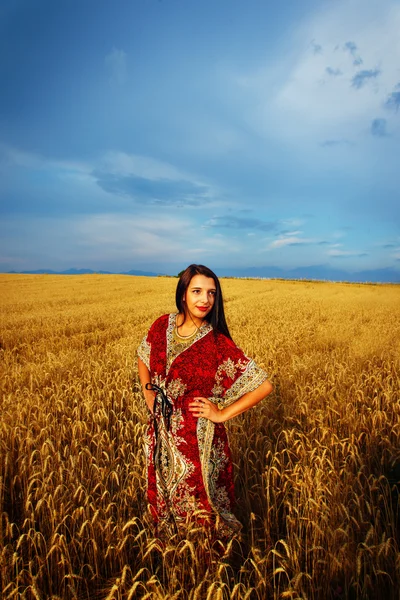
[175,264,232,340]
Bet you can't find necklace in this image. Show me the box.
[174,325,198,340]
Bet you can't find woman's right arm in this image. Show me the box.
[138,357,156,413]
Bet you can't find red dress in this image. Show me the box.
[137,313,268,537]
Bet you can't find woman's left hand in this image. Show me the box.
[188,397,224,423]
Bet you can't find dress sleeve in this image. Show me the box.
[137,330,152,370]
[211,335,269,408]
[137,318,158,370]
[137,314,169,370]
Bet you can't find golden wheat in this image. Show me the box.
[0,274,399,599]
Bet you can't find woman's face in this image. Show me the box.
[183,274,216,321]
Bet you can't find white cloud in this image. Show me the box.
[74,213,243,262]
[99,151,186,181]
[0,143,90,175]
[105,48,128,85]
[328,249,365,257]
[229,0,400,146]
[76,213,192,259]
[282,230,302,236]
[270,236,314,248]
[279,218,305,228]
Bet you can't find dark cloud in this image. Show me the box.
[204,215,276,231]
[321,139,352,148]
[371,118,387,137]
[385,84,400,111]
[93,173,209,206]
[331,252,369,259]
[325,67,342,77]
[352,69,380,89]
[279,229,299,235]
[285,241,310,246]
[311,41,322,54]
[318,241,330,245]
[344,41,357,53]
[343,41,363,66]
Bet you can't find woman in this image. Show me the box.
[137,264,273,539]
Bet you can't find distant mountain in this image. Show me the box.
[218,265,400,283]
[4,265,399,283]
[351,267,400,283]
[123,269,163,277]
[11,268,111,275]
[6,267,163,277]
[62,268,113,275]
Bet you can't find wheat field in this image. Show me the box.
[0,274,399,600]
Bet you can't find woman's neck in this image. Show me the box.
[176,312,203,332]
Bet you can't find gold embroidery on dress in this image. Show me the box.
[212,357,268,407]
[167,377,187,400]
[170,408,183,435]
[154,403,198,525]
[197,417,216,508]
[197,415,242,533]
[137,335,151,369]
[212,357,246,398]
[166,314,213,375]
[222,359,268,406]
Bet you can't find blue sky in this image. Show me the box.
[0,0,399,276]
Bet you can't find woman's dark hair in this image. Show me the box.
[175,264,232,340]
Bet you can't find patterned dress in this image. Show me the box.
[137,313,268,536]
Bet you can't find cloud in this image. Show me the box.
[328,249,368,257]
[270,235,316,248]
[343,41,363,66]
[203,215,276,231]
[351,69,380,89]
[105,48,128,85]
[99,151,188,181]
[344,41,357,53]
[0,143,90,175]
[93,151,219,207]
[0,144,216,214]
[311,40,322,54]
[325,67,342,77]
[371,118,387,137]
[279,230,303,236]
[321,139,352,147]
[279,218,305,229]
[93,173,210,206]
[243,1,400,150]
[385,83,400,111]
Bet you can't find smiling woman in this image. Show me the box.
[137,264,273,546]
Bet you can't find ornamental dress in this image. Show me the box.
[137,313,268,536]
